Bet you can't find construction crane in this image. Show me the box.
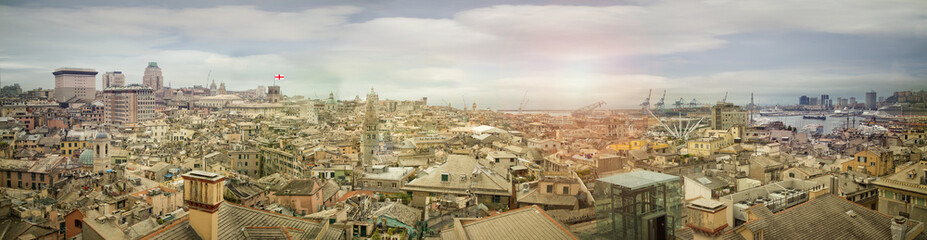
[640,89,652,112]
[441,99,451,108]
[655,90,666,111]
[572,101,606,117]
[722,92,728,103]
[517,91,528,114]
[462,95,467,111]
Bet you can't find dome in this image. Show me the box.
[95,132,109,140]
[79,149,94,166]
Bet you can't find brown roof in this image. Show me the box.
[144,203,343,240]
[439,205,576,240]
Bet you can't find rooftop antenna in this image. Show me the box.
[205,70,211,87]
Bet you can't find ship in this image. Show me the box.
[802,115,826,120]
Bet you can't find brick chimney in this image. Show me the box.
[183,171,226,240]
[687,199,728,240]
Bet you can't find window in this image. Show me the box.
[392,183,397,188]
[441,173,449,182]
[563,186,570,194]
[547,185,553,193]
[492,195,501,203]
[377,182,382,187]
[788,173,795,178]
[847,166,852,171]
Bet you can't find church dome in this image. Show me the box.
[79,149,95,166]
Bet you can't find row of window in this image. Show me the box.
[5,171,45,181]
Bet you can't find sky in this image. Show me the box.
[0,0,926,110]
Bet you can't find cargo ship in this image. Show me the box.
[803,115,826,120]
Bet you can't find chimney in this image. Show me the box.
[182,171,226,240]
[891,216,907,240]
[831,176,839,195]
[687,199,728,240]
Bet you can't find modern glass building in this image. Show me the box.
[595,170,682,240]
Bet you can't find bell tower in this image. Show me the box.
[182,171,226,240]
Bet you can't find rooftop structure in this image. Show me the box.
[594,170,683,239]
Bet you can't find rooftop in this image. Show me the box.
[596,170,679,190]
[439,205,576,240]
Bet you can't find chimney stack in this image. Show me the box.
[182,171,226,240]
[891,216,908,240]
[687,199,728,240]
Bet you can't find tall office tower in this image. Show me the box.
[360,88,379,166]
[820,94,830,109]
[849,97,857,107]
[102,71,125,88]
[103,84,155,127]
[142,62,163,91]
[866,91,877,109]
[799,95,809,105]
[810,97,819,106]
[53,68,97,103]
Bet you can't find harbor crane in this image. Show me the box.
[641,89,652,112]
[674,98,685,109]
[655,90,666,111]
[517,91,529,114]
[572,101,606,118]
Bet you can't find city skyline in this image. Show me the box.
[1,0,926,109]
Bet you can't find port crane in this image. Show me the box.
[517,91,529,114]
[654,90,666,112]
[674,98,685,109]
[641,89,652,112]
[572,101,606,118]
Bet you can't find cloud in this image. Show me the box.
[0,1,925,109]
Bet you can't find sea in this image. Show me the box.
[752,114,861,134]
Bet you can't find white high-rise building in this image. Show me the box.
[102,71,125,88]
[142,62,163,91]
[53,68,97,103]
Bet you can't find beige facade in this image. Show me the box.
[710,102,747,130]
[142,62,163,91]
[53,68,97,103]
[103,85,155,127]
[101,71,125,88]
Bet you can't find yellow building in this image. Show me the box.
[61,131,95,156]
[872,161,927,225]
[609,140,669,154]
[842,149,894,177]
[686,131,734,157]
